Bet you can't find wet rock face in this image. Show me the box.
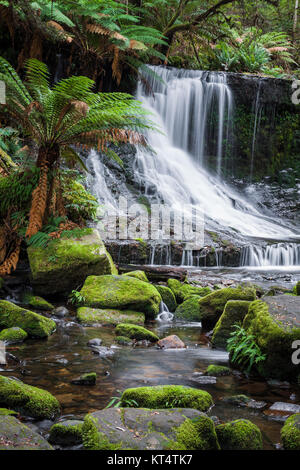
[0,415,53,450]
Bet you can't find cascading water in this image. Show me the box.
[87,65,299,268]
[240,243,300,268]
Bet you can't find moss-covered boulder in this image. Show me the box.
[174,296,201,322]
[281,414,300,450]
[0,327,28,344]
[82,408,218,450]
[49,420,83,446]
[242,299,300,381]
[121,385,213,412]
[77,307,145,326]
[0,376,60,420]
[216,419,263,450]
[155,285,177,312]
[167,279,211,303]
[28,229,117,295]
[24,293,54,311]
[115,323,159,342]
[211,300,251,349]
[0,408,18,416]
[80,275,161,319]
[123,270,149,282]
[0,415,53,450]
[205,365,231,377]
[295,281,300,296]
[0,300,56,338]
[198,287,256,326]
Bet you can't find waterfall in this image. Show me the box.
[250,81,262,182]
[134,66,297,239]
[240,243,300,267]
[87,65,299,268]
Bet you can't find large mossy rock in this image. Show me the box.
[23,293,54,311]
[241,298,300,381]
[27,229,117,295]
[77,307,145,326]
[281,414,300,450]
[0,415,53,450]
[82,408,219,450]
[167,279,211,303]
[121,385,213,412]
[0,300,56,338]
[216,419,263,450]
[0,376,60,420]
[80,275,161,319]
[174,296,201,322]
[115,323,158,342]
[198,286,256,326]
[211,300,251,349]
[155,285,177,312]
[0,327,28,344]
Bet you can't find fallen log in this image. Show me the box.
[118,264,187,282]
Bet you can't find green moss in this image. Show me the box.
[168,415,220,450]
[115,323,159,342]
[154,285,177,312]
[198,287,256,326]
[242,299,300,380]
[23,293,54,311]
[174,296,201,321]
[0,300,56,338]
[116,336,132,345]
[167,279,211,303]
[281,414,300,450]
[76,307,145,326]
[82,414,122,450]
[0,376,60,419]
[123,270,149,282]
[0,327,28,344]
[63,179,98,223]
[216,419,263,450]
[121,385,213,412]
[27,229,117,295]
[49,420,83,446]
[205,365,231,376]
[0,408,17,416]
[295,281,300,296]
[80,275,161,319]
[211,300,251,348]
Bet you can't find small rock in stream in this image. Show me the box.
[71,372,97,385]
[220,394,267,410]
[91,346,114,357]
[157,335,185,349]
[87,338,102,347]
[53,306,69,317]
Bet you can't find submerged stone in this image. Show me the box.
[0,300,56,338]
[49,420,83,446]
[216,419,263,450]
[115,323,159,342]
[205,365,231,377]
[211,300,251,349]
[28,228,117,295]
[121,385,213,412]
[77,307,145,326]
[0,415,53,450]
[71,372,97,386]
[0,376,60,420]
[0,327,28,344]
[80,274,161,319]
[82,408,218,450]
[198,287,256,326]
[220,395,267,410]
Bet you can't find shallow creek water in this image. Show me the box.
[1,307,299,450]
